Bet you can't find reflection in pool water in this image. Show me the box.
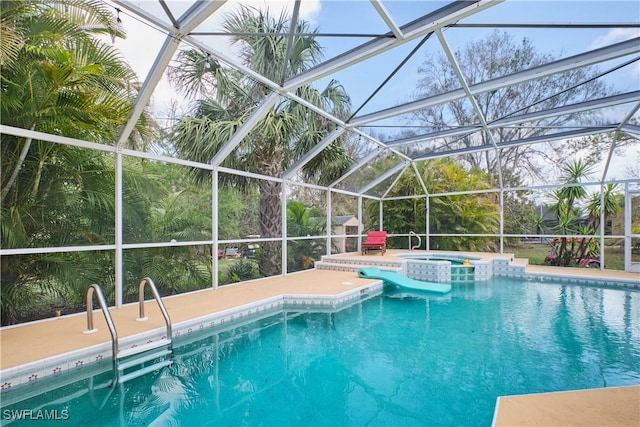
[2,277,639,426]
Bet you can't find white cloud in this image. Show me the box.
[299,0,322,23]
[589,28,640,49]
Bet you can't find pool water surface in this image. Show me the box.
[2,277,639,426]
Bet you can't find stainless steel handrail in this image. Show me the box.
[409,231,422,251]
[84,279,172,386]
[84,284,118,386]
[137,277,172,341]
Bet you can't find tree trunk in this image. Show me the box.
[258,179,282,276]
[1,123,36,204]
[558,237,571,266]
[256,148,283,277]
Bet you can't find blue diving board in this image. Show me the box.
[357,267,451,294]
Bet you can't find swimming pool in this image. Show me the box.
[2,277,639,426]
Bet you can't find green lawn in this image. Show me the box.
[504,242,639,271]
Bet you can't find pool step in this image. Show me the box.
[509,257,529,267]
[118,348,172,371]
[116,338,173,384]
[316,255,403,273]
[118,338,172,358]
[118,359,173,384]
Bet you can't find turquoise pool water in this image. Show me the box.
[2,278,639,426]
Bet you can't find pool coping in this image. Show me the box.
[1,253,639,425]
[0,270,384,393]
[0,285,387,407]
[2,256,638,391]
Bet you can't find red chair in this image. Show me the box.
[362,231,387,255]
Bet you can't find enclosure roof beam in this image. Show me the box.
[488,91,640,127]
[412,162,429,196]
[620,123,640,138]
[328,147,382,189]
[352,37,640,126]
[158,0,179,28]
[358,161,409,194]
[435,27,504,189]
[386,126,480,147]
[175,1,228,33]
[114,34,179,150]
[113,0,174,32]
[1,125,116,153]
[283,1,501,90]
[450,22,640,29]
[329,121,414,188]
[350,128,410,159]
[112,0,228,150]
[385,90,640,147]
[414,126,616,160]
[279,0,302,86]
[601,101,640,182]
[370,0,404,40]
[382,163,413,199]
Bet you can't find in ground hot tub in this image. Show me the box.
[396,253,479,282]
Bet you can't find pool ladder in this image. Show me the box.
[84,277,173,386]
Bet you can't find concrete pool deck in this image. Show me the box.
[493,385,640,426]
[1,250,639,425]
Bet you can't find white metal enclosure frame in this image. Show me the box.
[1,1,639,309]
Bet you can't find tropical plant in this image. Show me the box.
[217,184,260,240]
[543,160,621,267]
[119,165,214,302]
[586,183,622,231]
[531,213,546,236]
[372,158,499,251]
[223,259,259,284]
[427,166,499,251]
[286,200,325,272]
[0,1,149,204]
[633,225,640,252]
[168,6,353,278]
[0,0,170,324]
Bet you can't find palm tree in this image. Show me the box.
[574,183,622,262]
[557,159,594,215]
[1,0,120,67]
[586,183,622,230]
[425,159,499,251]
[169,6,353,277]
[531,213,545,238]
[545,159,601,267]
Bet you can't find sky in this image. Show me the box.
[104,0,640,182]
[108,1,639,111]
